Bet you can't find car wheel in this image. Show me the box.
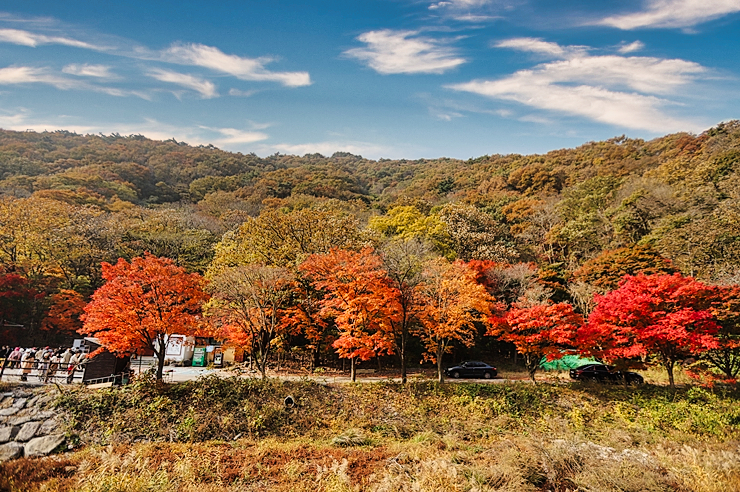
[451,371,460,379]
[483,371,493,379]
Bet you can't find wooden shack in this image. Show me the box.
[81,337,130,384]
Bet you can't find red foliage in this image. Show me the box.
[465,260,505,294]
[579,273,720,387]
[490,302,582,381]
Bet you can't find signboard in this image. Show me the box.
[192,347,206,367]
[166,336,183,356]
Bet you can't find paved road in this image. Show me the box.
[146,365,524,384]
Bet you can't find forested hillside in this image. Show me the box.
[1,122,739,368]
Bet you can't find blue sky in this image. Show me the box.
[0,0,738,159]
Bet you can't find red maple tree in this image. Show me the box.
[81,254,209,380]
[300,248,400,381]
[489,302,582,382]
[580,273,720,388]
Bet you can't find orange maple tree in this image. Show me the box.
[279,277,331,371]
[416,259,494,383]
[300,248,400,381]
[81,254,209,380]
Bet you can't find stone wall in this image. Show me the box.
[0,386,65,461]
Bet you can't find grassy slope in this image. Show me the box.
[2,377,740,491]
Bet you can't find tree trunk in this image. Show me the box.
[156,351,165,381]
[666,360,675,389]
[350,357,356,382]
[312,346,320,372]
[437,344,445,383]
[400,324,408,384]
[400,350,407,384]
[525,354,537,384]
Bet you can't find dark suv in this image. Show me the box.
[569,363,644,385]
[445,361,497,379]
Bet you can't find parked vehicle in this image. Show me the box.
[569,363,644,385]
[445,361,497,379]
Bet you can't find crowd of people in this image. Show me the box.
[0,345,88,383]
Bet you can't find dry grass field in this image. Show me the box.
[2,373,739,491]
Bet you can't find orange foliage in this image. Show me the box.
[41,289,86,335]
[81,254,209,379]
[416,259,494,382]
[300,248,400,380]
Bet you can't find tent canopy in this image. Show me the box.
[540,354,596,371]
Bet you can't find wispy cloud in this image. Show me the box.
[428,0,503,21]
[344,30,465,75]
[494,38,588,58]
[0,65,150,99]
[62,63,115,78]
[161,43,311,87]
[618,41,646,53]
[0,20,312,91]
[0,111,269,150]
[268,140,386,157]
[228,88,258,97]
[0,66,79,89]
[147,68,217,98]
[597,0,740,29]
[0,27,100,49]
[448,39,706,132]
[199,126,268,145]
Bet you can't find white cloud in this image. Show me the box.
[0,66,78,89]
[269,140,386,157]
[598,0,740,29]
[343,30,466,75]
[448,39,706,132]
[429,0,493,10]
[228,88,258,97]
[199,126,268,145]
[618,41,646,53]
[0,28,99,49]
[0,112,269,151]
[161,43,311,87]
[494,38,587,58]
[147,68,217,99]
[0,65,151,99]
[428,0,505,21]
[62,64,115,78]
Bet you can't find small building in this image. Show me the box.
[80,337,130,384]
[163,335,195,363]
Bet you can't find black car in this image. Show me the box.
[445,361,497,379]
[569,363,644,385]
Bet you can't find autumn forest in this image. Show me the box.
[1,122,740,388]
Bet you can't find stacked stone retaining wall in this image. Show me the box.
[0,386,65,461]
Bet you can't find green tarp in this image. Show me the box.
[540,354,596,371]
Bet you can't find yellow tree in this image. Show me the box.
[213,204,363,269]
[416,259,494,383]
[369,205,453,258]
